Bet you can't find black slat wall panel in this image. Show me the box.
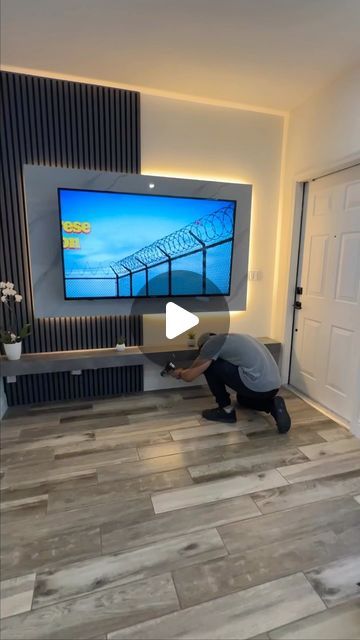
[4,367,143,406]
[0,71,143,406]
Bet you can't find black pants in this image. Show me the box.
[204,358,278,411]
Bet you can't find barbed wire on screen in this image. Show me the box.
[111,204,234,276]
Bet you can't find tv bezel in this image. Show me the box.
[57,187,237,300]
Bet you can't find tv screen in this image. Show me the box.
[58,188,236,299]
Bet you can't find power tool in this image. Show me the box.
[160,360,176,377]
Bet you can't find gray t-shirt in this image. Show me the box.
[200,333,281,392]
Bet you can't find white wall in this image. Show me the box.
[272,66,360,380]
[142,95,284,336]
[141,95,284,389]
[283,66,360,179]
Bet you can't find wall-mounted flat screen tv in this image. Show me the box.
[58,188,236,299]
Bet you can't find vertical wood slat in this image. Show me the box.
[0,70,142,406]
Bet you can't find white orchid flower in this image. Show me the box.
[15,294,22,302]
[1,295,6,302]
[0,282,6,289]
[5,282,14,289]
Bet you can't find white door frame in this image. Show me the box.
[282,151,360,436]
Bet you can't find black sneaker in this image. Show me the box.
[270,396,291,433]
[202,407,237,423]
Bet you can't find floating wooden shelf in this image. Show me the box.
[0,338,280,382]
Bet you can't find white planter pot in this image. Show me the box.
[115,343,126,352]
[4,341,22,360]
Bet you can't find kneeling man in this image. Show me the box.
[172,333,291,433]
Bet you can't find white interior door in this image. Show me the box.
[290,164,360,426]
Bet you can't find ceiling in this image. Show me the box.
[1,0,360,111]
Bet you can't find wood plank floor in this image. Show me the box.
[1,387,359,639]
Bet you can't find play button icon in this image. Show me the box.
[130,268,230,367]
[166,302,199,340]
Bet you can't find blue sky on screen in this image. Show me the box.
[59,190,235,273]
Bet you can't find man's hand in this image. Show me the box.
[176,360,212,382]
[171,368,183,379]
